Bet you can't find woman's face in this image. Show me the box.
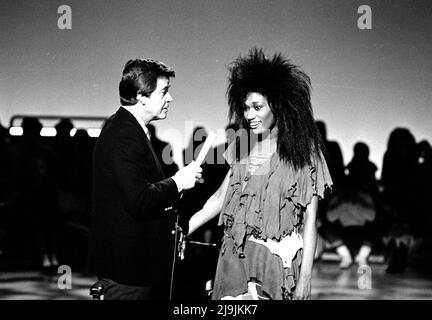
[243,92,275,135]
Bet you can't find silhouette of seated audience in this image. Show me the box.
[2,117,97,270]
[9,117,60,269]
[53,121,92,227]
[314,120,346,261]
[413,140,432,240]
[407,139,432,271]
[52,120,95,267]
[0,120,14,255]
[381,127,419,273]
[71,128,94,228]
[325,142,380,268]
[2,114,431,281]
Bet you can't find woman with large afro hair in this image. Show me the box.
[188,48,333,300]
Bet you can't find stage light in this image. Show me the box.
[87,128,101,138]
[40,128,57,137]
[9,127,23,136]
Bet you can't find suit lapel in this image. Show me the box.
[116,107,166,179]
[146,137,166,179]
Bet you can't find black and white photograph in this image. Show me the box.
[0,0,431,311]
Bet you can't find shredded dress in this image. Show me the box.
[212,130,333,300]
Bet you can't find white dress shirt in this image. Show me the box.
[121,105,150,140]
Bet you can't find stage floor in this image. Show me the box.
[1,261,432,300]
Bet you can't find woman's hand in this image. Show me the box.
[293,275,312,300]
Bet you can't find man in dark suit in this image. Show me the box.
[88,58,202,300]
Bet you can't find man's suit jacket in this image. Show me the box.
[88,107,180,295]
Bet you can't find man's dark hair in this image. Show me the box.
[119,58,175,106]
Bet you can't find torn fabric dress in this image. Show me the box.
[212,132,333,300]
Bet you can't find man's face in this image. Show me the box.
[140,76,173,121]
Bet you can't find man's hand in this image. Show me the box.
[293,275,312,300]
[172,161,203,192]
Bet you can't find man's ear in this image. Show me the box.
[136,93,147,105]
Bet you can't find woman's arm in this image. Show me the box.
[294,195,318,300]
[188,169,231,235]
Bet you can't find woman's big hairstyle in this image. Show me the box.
[227,48,323,169]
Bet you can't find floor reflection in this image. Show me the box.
[1,261,432,300]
